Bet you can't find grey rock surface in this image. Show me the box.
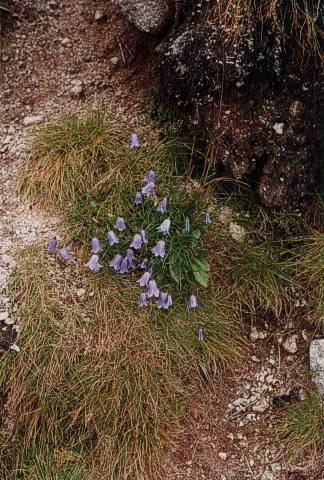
[111,0,173,33]
[310,339,324,395]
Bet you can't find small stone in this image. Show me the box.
[70,85,83,97]
[252,398,270,413]
[110,56,119,65]
[0,145,8,153]
[270,463,281,472]
[94,10,106,21]
[298,389,306,401]
[23,115,43,126]
[4,318,14,325]
[273,123,284,135]
[61,38,72,46]
[12,325,20,332]
[246,413,257,421]
[229,222,245,242]
[250,327,259,341]
[10,344,20,353]
[88,291,94,297]
[239,421,244,427]
[2,55,9,62]
[251,355,260,362]
[0,312,9,321]
[282,334,298,354]
[71,79,82,86]
[218,452,227,460]
[227,433,234,440]
[250,459,255,467]
[261,472,274,480]
[76,288,86,297]
[7,126,15,135]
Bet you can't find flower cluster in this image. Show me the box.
[46,237,74,262]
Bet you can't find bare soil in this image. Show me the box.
[0,1,322,479]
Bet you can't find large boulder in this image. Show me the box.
[111,0,173,34]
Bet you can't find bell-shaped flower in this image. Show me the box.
[137,271,151,287]
[130,132,141,148]
[139,292,148,307]
[140,229,148,244]
[164,293,172,309]
[151,240,165,258]
[189,294,198,309]
[108,230,119,246]
[85,254,103,273]
[119,258,129,274]
[125,249,136,268]
[60,248,73,261]
[147,279,159,298]
[91,237,103,254]
[143,170,155,182]
[149,260,154,273]
[109,254,123,271]
[157,197,167,213]
[185,216,190,232]
[157,218,170,235]
[130,233,142,250]
[114,217,126,232]
[46,237,57,253]
[205,212,211,225]
[157,292,172,309]
[140,258,148,269]
[198,328,203,341]
[142,182,155,197]
[134,192,142,204]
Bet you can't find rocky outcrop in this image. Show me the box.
[111,0,173,34]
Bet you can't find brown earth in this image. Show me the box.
[0,1,322,479]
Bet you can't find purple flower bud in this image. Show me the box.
[149,260,154,273]
[185,217,190,232]
[59,248,73,261]
[119,258,129,274]
[157,218,170,235]
[130,132,141,148]
[114,217,126,232]
[91,237,103,254]
[109,254,123,271]
[108,230,119,246]
[46,237,57,253]
[143,170,155,182]
[125,249,136,268]
[189,294,198,309]
[151,240,165,258]
[137,271,151,287]
[205,212,211,225]
[134,192,143,204]
[140,229,148,244]
[157,197,167,213]
[142,182,155,197]
[157,292,172,309]
[140,258,148,269]
[130,233,142,250]
[85,254,103,273]
[198,328,203,341]
[139,292,148,307]
[147,279,159,298]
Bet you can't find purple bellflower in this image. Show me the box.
[130,133,141,148]
[119,257,129,274]
[157,218,170,235]
[142,182,155,197]
[91,237,103,254]
[108,230,119,246]
[151,240,166,258]
[60,248,73,261]
[143,170,155,182]
[125,249,136,268]
[134,192,142,204]
[198,328,204,341]
[157,197,167,213]
[139,292,148,307]
[109,254,123,271]
[205,212,211,225]
[189,294,198,309]
[137,271,151,287]
[85,254,103,273]
[46,237,57,253]
[114,217,126,232]
[130,233,142,250]
[157,292,172,309]
[149,260,154,273]
[147,279,160,298]
[140,258,148,269]
[140,229,148,244]
[185,216,190,232]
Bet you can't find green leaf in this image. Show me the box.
[90,201,97,208]
[191,255,210,272]
[193,269,207,287]
[169,263,181,284]
[192,229,201,239]
[191,230,201,249]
